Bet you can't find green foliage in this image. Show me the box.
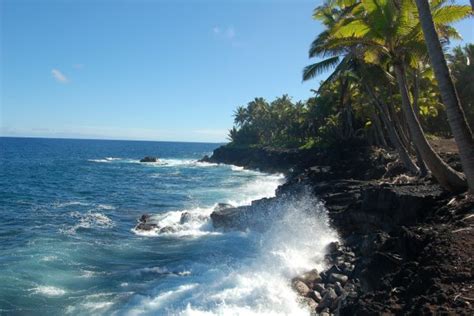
[449,44,474,129]
[229,2,472,150]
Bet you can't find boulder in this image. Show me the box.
[328,273,348,285]
[296,269,322,288]
[292,280,311,297]
[179,212,207,224]
[299,297,318,312]
[214,203,234,212]
[135,222,158,231]
[139,214,151,223]
[159,226,176,234]
[180,212,193,224]
[318,288,338,311]
[140,156,158,163]
[313,283,325,293]
[312,290,323,303]
[335,282,345,296]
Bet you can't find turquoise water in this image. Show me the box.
[0,137,336,315]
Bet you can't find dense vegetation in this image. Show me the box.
[228,44,473,149]
[228,0,474,194]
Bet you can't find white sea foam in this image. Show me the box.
[40,255,58,262]
[97,204,115,210]
[55,201,90,208]
[144,159,218,168]
[88,157,137,164]
[54,201,115,211]
[60,211,114,235]
[81,301,114,312]
[66,293,117,314]
[88,158,112,163]
[225,173,285,207]
[126,187,337,315]
[89,156,221,169]
[230,165,245,171]
[32,286,66,297]
[132,168,284,238]
[131,206,220,237]
[133,266,192,277]
[126,284,198,315]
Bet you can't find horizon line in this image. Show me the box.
[0,135,226,145]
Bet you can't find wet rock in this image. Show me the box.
[318,288,338,311]
[159,226,176,234]
[326,265,343,275]
[140,156,158,162]
[180,212,193,224]
[312,290,322,303]
[296,269,322,288]
[299,297,318,312]
[313,283,325,293]
[335,282,345,296]
[326,241,341,254]
[292,280,311,297]
[139,214,151,223]
[135,222,158,231]
[214,203,234,212]
[339,262,355,276]
[329,273,348,285]
[199,155,210,162]
[325,283,336,291]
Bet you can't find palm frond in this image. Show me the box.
[332,19,371,38]
[303,56,341,81]
[432,5,472,25]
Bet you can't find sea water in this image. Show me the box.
[0,137,337,315]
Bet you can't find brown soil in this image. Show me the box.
[430,137,459,153]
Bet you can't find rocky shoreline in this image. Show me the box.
[201,142,474,315]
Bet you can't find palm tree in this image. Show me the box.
[233,106,248,127]
[414,0,474,194]
[312,0,469,191]
[449,44,474,128]
[303,0,421,173]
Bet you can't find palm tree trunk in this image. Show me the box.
[364,83,419,174]
[388,90,412,150]
[393,63,466,192]
[372,111,388,147]
[412,72,429,177]
[415,0,474,195]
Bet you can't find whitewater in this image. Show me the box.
[0,138,337,315]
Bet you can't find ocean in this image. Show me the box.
[0,137,336,315]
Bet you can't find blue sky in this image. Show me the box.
[1,0,473,142]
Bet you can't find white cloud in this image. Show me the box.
[225,27,235,39]
[51,69,69,83]
[212,26,238,41]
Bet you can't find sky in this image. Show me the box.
[1,0,473,143]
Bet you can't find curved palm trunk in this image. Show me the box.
[393,63,466,192]
[415,0,474,195]
[412,72,429,177]
[372,111,388,147]
[364,83,419,174]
